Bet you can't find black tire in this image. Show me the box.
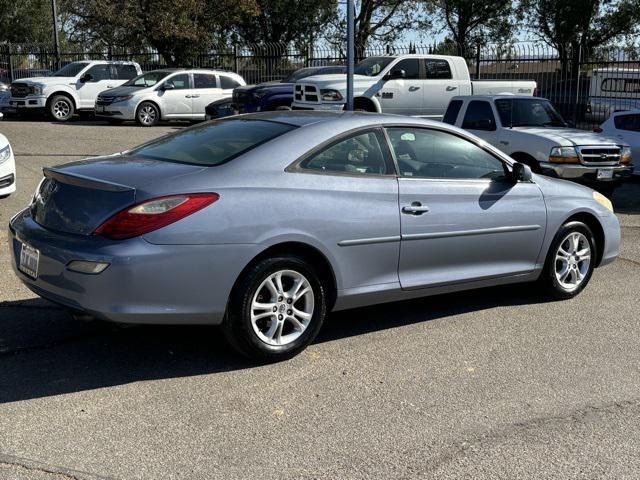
[136,101,160,127]
[48,95,74,122]
[222,255,327,361]
[539,221,597,300]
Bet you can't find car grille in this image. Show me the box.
[10,83,30,98]
[294,84,320,103]
[96,95,114,106]
[577,146,621,165]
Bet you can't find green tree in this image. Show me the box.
[433,0,515,57]
[0,0,53,44]
[518,0,640,74]
[61,0,258,66]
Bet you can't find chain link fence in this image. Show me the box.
[0,40,639,128]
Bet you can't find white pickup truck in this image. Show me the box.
[7,60,142,121]
[443,95,634,191]
[291,54,536,117]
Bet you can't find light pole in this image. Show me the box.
[346,0,355,111]
[51,0,61,70]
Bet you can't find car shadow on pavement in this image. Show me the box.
[0,283,550,404]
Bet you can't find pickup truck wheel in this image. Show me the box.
[136,102,160,127]
[48,95,74,122]
[540,221,596,300]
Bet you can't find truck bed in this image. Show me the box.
[471,80,536,96]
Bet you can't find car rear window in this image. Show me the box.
[129,119,296,166]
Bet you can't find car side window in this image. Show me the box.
[462,100,497,131]
[301,130,391,176]
[165,73,190,90]
[391,59,421,80]
[614,114,640,132]
[442,100,463,125]
[386,127,507,181]
[425,60,452,79]
[114,64,138,80]
[85,64,111,81]
[194,74,218,89]
[220,76,242,89]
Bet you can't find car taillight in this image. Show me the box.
[94,193,219,240]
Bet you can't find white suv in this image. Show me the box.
[8,61,142,121]
[94,69,246,126]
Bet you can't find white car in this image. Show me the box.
[443,95,633,192]
[0,114,16,198]
[291,54,536,118]
[598,110,640,175]
[94,69,246,126]
[7,61,142,121]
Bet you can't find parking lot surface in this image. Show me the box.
[1,119,639,479]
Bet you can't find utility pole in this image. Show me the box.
[51,0,61,71]
[346,0,354,111]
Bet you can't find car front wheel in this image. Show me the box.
[48,95,74,122]
[540,221,596,299]
[136,102,160,127]
[223,255,327,361]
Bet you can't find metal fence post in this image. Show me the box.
[233,44,239,75]
[7,43,14,82]
[572,45,582,127]
[475,42,481,80]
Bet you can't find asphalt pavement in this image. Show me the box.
[0,118,639,480]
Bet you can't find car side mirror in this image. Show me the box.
[384,69,406,80]
[512,162,532,182]
[161,82,175,90]
[80,73,92,83]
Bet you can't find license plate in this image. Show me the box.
[597,169,614,180]
[19,243,40,279]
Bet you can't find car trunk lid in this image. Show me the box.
[31,155,205,235]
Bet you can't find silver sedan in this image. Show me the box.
[8,112,620,360]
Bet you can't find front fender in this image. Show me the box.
[44,85,79,106]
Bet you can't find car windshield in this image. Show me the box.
[354,57,395,77]
[124,71,172,88]
[494,98,568,127]
[129,119,297,166]
[53,62,90,77]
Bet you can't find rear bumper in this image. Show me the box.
[540,162,633,183]
[9,209,260,325]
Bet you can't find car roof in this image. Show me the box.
[237,111,450,129]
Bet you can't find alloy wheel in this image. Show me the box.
[250,269,314,346]
[139,105,157,125]
[53,100,70,119]
[554,231,592,291]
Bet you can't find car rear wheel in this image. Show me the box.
[48,95,74,122]
[136,102,159,127]
[222,255,327,361]
[540,221,596,299]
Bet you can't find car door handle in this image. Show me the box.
[446,86,457,91]
[191,94,200,98]
[500,140,509,145]
[408,86,421,92]
[402,202,430,215]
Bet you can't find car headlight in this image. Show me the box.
[621,146,632,164]
[321,89,343,101]
[549,146,579,163]
[0,83,8,92]
[593,191,613,212]
[0,144,11,164]
[111,95,133,103]
[30,85,43,95]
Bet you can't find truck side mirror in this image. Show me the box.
[384,69,406,80]
[512,162,532,182]
[80,73,92,83]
